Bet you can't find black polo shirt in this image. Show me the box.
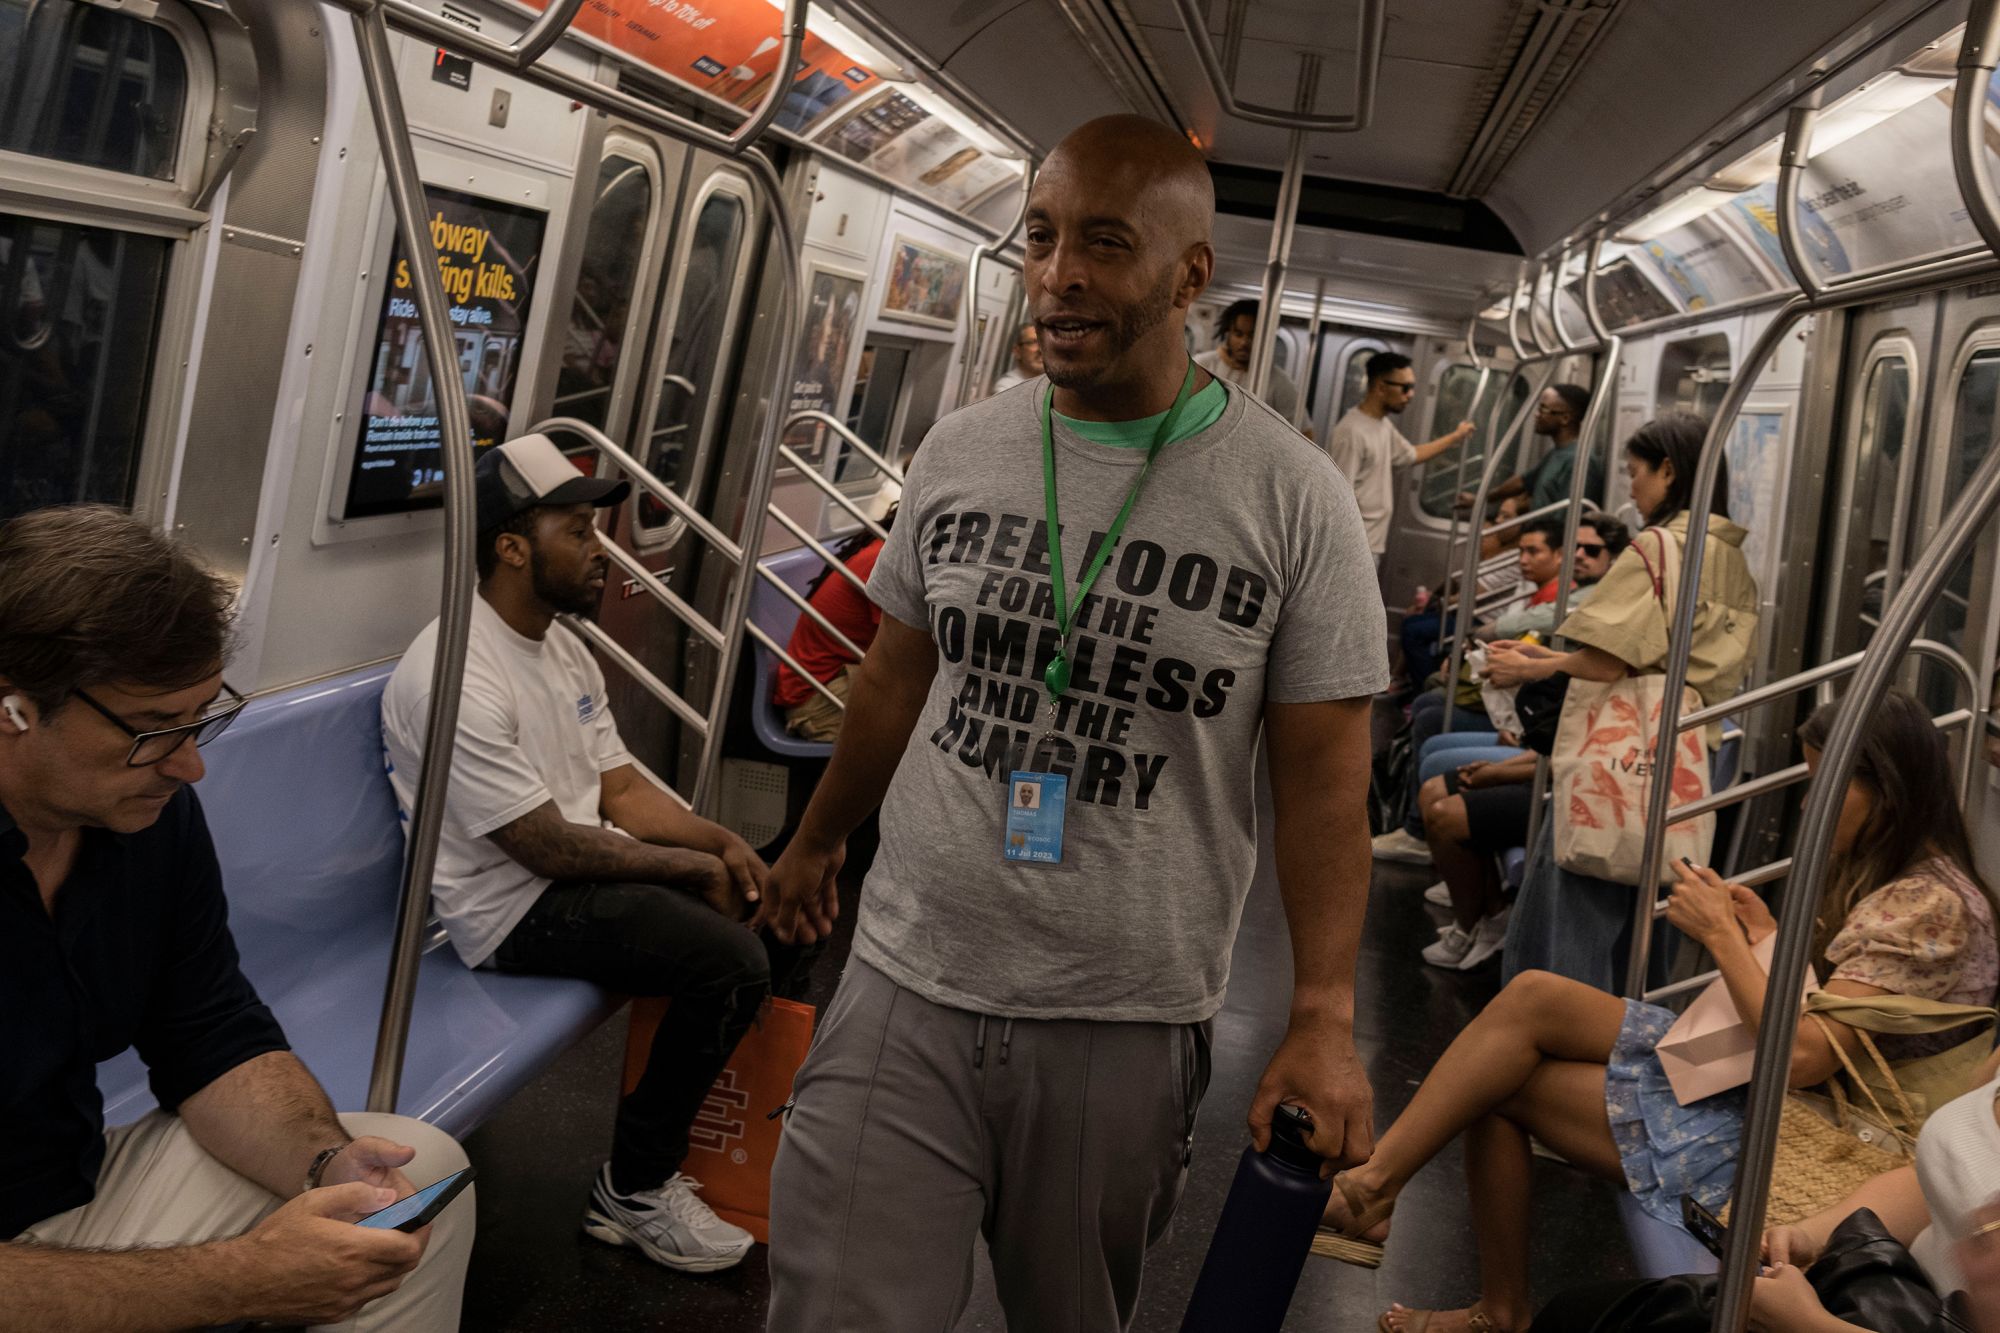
[1,788,289,1239]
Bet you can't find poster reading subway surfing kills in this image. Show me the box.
[344,186,547,520]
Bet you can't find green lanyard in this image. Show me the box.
[1038,359,1198,705]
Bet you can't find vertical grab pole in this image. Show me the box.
[1302,274,1329,431]
[1623,93,1831,1000]
[958,159,1036,409]
[1250,52,1320,401]
[1708,445,2000,1330]
[1528,231,1619,854]
[356,1,481,1114]
[1716,19,2000,1322]
[1435,313,1491,650]
[1442,336,1557,733]
[1776,101,1826,301]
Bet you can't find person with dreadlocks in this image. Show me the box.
[773,504,898,743]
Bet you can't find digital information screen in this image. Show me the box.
[343,185,547,520]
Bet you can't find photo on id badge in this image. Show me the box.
[1004,770,1067,864]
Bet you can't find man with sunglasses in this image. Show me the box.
[0,505,471,1330]
[1327,350,1475,566]
[1458,383,1596,515]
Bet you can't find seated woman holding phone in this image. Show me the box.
[1313,690,1999,1333]
[1534,1041,2000,1331]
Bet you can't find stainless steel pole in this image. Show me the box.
[355,2,480,1114]
[1249,53,1320,401]
[958,159,1035,408]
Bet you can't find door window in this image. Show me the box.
[0,214,169,519]
[555,154,655,433]
[1854,355,1912,635]
[1922,348,2000,710]
[0,0,187,180]
[840,342,909,486]
[1417,368,1528,519]
[639,187,747,528]
[1337,347,1376,418]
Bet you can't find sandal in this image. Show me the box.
[1311,1171,1392,1268]
[1377,1301,1502,1333]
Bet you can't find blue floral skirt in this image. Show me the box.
[1604,999,1747,1226]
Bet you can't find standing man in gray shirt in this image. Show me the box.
[762,114,1387,1332]
[1326,351,1474,567]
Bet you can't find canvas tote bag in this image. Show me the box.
[1551,526,1716,886]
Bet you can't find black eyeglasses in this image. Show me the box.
[1576,542,1607,557]
[1383,381,1417,394]
[71,682,248,767]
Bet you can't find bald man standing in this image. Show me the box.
[763,115,1387,1332]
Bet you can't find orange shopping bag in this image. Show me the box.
[622,995,815,1243]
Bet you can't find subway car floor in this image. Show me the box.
[459,756,1639,1331]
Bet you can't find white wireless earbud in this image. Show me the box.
[2,695,28,734]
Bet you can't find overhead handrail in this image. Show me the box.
[1169,0,1385,132]
[347,0,806,1111]
[1775,102,1826,301]
[353,3,480,1116]
[1506,273,1535,361]
[1701,17,2000,1320]
[959,159,1036,409]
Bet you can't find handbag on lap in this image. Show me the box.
[1550,527,1715,887]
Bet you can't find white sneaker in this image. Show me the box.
[1422,923,1474,967]
[1456,910,1510,971]
[1371,828,1433,865]
[1423,880,1452,908]
[582,1165,755,1272]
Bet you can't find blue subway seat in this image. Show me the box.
[94,666,619,1139]
[749,544,842,760]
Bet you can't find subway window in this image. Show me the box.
[640,189,747,527]
[1921,347,2000,710]
[0,214,170,520]
[555,154,655,433]
[1856,355,1911,630]
[0,0,188,180]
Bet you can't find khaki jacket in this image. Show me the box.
[1558,511,1759,719]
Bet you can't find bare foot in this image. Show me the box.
[1319,1171,1393,1243]
[1380,1301,1523,1333]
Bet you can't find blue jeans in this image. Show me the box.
[1502,819,1676,996]
[1403,690,1495,836]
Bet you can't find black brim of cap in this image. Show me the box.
[543,475,631,508]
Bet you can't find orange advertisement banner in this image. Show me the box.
[516,0,877,131]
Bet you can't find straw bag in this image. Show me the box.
[1550,527,1715,887]
[1743,990,1995,1226]
[1731,1013,1913,1227]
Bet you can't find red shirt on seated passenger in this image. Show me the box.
[772,538,884,709]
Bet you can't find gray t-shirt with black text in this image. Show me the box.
[859,380,1388,1023]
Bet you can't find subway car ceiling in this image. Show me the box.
[3,0,1992,698]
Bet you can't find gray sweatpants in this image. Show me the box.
[767,958,1213,1333]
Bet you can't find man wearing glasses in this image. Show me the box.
[992,321,1043,393]
[1327,351,1475,567]
[0,505,471,1330]
[1457,382,1595,515]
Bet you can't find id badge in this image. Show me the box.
[1002,770,1068,864]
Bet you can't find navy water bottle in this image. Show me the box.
[1179,1103,1333,1333]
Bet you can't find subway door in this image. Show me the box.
[595,151,770,790]
[1909,291,2000,788]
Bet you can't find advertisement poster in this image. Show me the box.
[864,115,1018,211]
[784,264,864,460]
[512,0,878,133]
[1639,214,1772,311]
[1580,259,1676,328]
[880,234,966,327]
[822,89,927,164]
[346,186,546,519]
[1726,181,1789,276]
[1727,409,1788,589]
[1794,90,1971,276]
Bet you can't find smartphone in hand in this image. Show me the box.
[355,1167,475,1232]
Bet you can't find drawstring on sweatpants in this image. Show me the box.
[998,1018,1015,1066]
[973,1016,1017,1068]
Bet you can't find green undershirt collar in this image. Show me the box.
[1053,379,1228,448]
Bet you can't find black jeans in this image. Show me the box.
[491,880,808,1195]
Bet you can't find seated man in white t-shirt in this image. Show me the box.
[381,434,789,1275]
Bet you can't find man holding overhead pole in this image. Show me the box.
[1325,351,1474,569]
[763,115,1388,1331]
